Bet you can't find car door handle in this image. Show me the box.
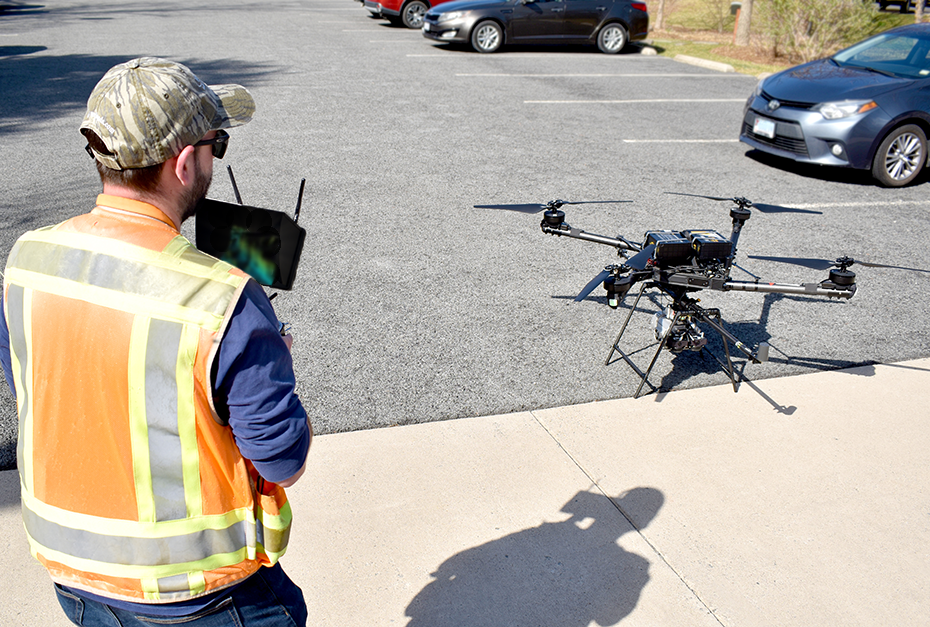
[551,7,564,11]
[596,5,606,9]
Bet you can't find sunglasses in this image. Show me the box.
[194,129,230,159]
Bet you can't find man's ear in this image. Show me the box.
[172,145,199,187]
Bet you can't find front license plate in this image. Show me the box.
[423,23,430,31]
[753,116,776,139]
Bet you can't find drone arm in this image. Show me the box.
[723,280,857,299]
[540,223,639,252]
[695,309,764,364]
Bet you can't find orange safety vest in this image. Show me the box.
[2,195,292,604]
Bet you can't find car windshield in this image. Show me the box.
[833,31,930,79]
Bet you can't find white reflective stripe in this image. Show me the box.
[27,533,251,581]
[145,318,186,522]
[21,488,253,541]
[157,573,191,595]
[22,497,256,568]
[5,244,237,320]
[5,267,227,331]
[130,318,203,523]
[176,324,203,519]
[15,230,240,289]
[5,284,33,493]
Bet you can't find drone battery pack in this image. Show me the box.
[683,230,731,262]
[644,230,692,264]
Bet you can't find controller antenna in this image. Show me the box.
[227,165,244,205]
[294,178,306,224]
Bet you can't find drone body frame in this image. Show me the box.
[537,197,858,397]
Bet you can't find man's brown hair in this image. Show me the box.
[83,130,164,194]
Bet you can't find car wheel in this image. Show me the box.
[871,124,927,187]
[597,23,628,54]
[402,0,428,28]
[471,20,503,53]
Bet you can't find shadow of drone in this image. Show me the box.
[569,292,866,414]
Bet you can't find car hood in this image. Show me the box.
[763,58,910,103]
[430,0,512,12]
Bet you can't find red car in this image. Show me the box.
[364,0,454,29]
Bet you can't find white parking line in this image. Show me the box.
[407,53,656,58]
[457,73,752,78]
[525,98,746,104]
[791,200,930,209]
[623,139,740,143]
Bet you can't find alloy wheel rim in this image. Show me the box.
[885,132,922,181]
[406,4,425,27]
[477,26,499,50]
[603,27,624,51]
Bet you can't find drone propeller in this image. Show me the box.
[625,244,655,271]
[665,192,815,215]
[748,255,930,274]
[751,203,822,215]
[574,245,657,303]
[665,191,753,210]
[475,199,632,214]
[574,267,613,302]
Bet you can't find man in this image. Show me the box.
[0,57,312,626]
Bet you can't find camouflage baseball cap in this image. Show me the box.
[80,57,255,170]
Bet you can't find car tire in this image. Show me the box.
[471,20,503,53]
[597,23,628,54]
[401,0,428,28]
[871,124,927,187]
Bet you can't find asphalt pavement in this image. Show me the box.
[2,1,929,460]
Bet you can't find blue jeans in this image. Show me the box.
[54,564,307,626]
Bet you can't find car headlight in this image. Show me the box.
[814,100,878,120]
[437,10,466,22]
[746,77,765,107]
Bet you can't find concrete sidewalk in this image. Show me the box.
[1,359,928,626]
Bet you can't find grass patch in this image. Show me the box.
[647,2,926,76]
[646,39,792,76]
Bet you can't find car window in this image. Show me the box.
[835,33,930,78]
[847,37,916,64]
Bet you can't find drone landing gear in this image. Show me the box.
[605,286,768,398]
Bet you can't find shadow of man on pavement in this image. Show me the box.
[405,487,664,627]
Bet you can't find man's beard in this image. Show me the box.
[178,152,212,224]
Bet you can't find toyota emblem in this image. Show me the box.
[767,99,781,112]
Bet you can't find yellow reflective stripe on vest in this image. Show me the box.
[4,284,34,494]
[22,488,291,576]
[5,231,239,331]
[176,323,204,519]
[15,229,239,287]
[128,317,203,523]
[24,489,254,569]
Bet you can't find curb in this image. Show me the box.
[674,54,735,73]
